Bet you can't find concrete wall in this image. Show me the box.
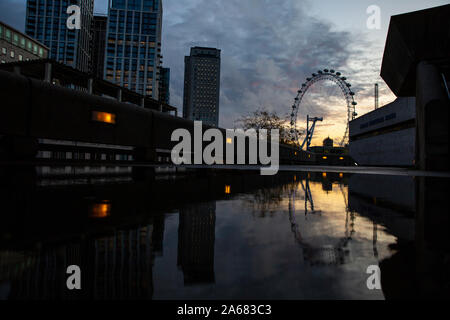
[349,97,415,137]
[349,97,416,166]
[350,127,415,166]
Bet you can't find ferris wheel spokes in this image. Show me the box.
[290,69,358,147]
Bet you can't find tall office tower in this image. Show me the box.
[104,0,163,98]
[25,0,93,72]
[183,47,221,127]
[158,67,170,104]
[91,15,107,79]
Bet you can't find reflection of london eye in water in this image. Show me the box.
[287,177,354,266]
[299,178,321,216]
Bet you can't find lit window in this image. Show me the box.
[10,50,14,58]
[90,201,111,218]
[18,54,23,61]
[92,111,116,124]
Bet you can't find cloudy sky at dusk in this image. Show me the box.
[0,0,447,145]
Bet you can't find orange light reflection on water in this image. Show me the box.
[90,202,111,218]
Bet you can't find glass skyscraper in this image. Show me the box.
[25,0,93,72]
[104,0,163,98]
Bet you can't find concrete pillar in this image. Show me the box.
[117,89,122,102]
[87,78,93,94]
[415,61,450,171]
[44,62,52,82]
[159,103,163,112]
[175,109,178,117]
[140,97,145,107]
[13,66,21,75]
[415,176,450,297]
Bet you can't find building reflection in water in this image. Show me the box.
[177,202,216,285]
[0,217,165,300]
[348,174,450,299]
[1,166,449,299]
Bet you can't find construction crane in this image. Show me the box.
[300,115,323,150]
[375,83,379,109]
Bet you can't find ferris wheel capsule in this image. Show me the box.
[324,69,329,72]
[318,70,323,74]
[330,69,335,73]
[352,101,357,105]
[341,77,347,80]
[312,73,316,77]
[336,72,341,76]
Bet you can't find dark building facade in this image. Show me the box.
[158,67,169,104]
[183,47,221,126]
[104,0,163,98]
[0,21,48,64]
[91,15,107,79]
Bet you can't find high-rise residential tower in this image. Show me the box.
[104,0,163,98]
[183,47,221,127]
[25,0,93,72]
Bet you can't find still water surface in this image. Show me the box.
[0,169,446,299]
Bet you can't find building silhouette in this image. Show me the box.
[183,47,221,126]
[177,202,216,285]
[323,137,333,147]
[158,67,170,104]
[91,15,107,79]
[103,0,163,98]
[25,0,93,72]
[0,21,48,64]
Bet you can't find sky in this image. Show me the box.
[1,0,448,145]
